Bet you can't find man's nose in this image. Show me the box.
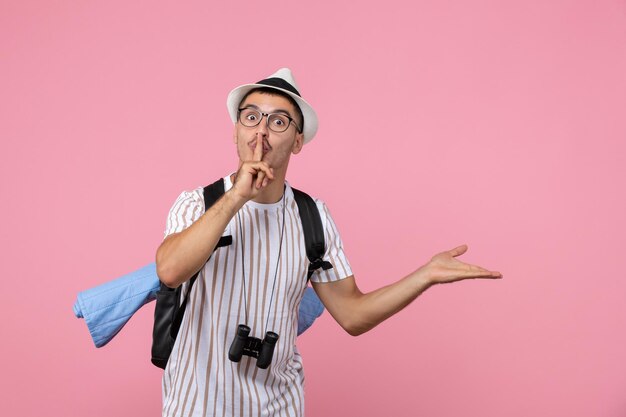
[254,114,269,137]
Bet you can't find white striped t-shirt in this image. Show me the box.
[161,176,352,417]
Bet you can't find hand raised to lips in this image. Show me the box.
[253,135,268,189]
[231,135,275,201]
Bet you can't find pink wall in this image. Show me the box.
[2,1,625,416]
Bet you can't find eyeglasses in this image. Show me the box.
[238,107,301,133]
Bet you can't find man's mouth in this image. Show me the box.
[249,140,271,154]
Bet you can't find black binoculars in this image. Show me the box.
[228,324,279,369]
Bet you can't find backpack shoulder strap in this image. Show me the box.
[183,179,231,305]
[172,179,231,341]
[203,177,225,209]
[291,187,333,280]
[203,178,233,249]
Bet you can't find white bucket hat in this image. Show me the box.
[226,68,318,143]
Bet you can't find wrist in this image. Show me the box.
[411,266,435,289]
[224,188,248,211]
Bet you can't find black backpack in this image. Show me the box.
[151,178,333,369]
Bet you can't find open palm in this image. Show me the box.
[423,244,502,285]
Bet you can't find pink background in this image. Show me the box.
[2,1,625,416]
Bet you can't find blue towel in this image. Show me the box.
[74,263,324,348]
[298,286,325,335]
[74,263,160,348]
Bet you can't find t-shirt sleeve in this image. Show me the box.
[163,187,205,238]
[309,201,353,283]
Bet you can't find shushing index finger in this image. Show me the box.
[253,135,263,161]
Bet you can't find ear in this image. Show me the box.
[291,132,304,155]
[232,126,238,144]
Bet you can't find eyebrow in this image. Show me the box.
[242,104,294,118]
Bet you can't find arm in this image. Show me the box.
[156,136,274,288]
[312,244,502,336]
[156,190,246,288]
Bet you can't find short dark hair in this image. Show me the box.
[238,87,304,133]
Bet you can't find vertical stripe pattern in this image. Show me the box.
[161,177,352,417]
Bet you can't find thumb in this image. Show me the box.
[448,244,468,257]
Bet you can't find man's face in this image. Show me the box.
[233,91,304,171]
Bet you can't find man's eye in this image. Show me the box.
[246,113,258,121]
[271,115,289,126]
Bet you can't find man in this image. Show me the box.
[155,68,502,417]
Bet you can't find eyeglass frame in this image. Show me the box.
[237,107,302,134]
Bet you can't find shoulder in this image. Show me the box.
[286,184,334,226]
[170,186,205,211]
[287,184,326,208]
[164,186,205,237]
